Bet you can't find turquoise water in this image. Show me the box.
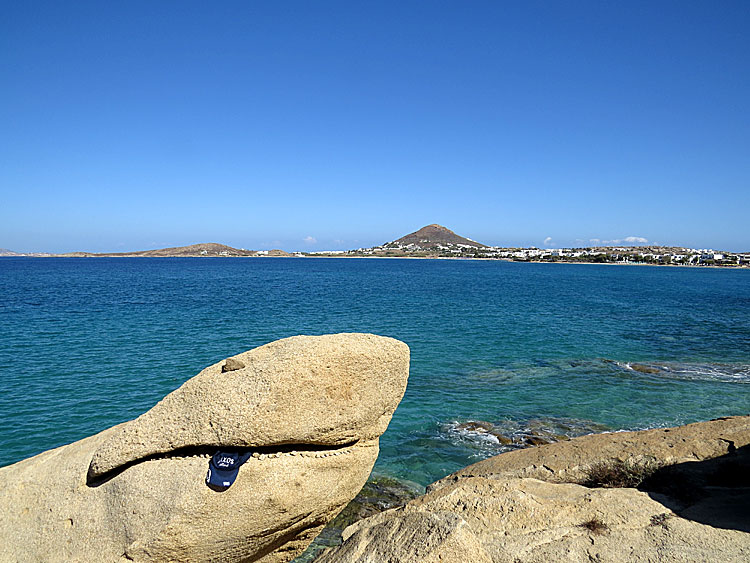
[1,257,748,485]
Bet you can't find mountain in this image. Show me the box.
[59,243,291,258]
[388,224,488,249]
[0,248,20,256]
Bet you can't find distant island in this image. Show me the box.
[0,243,292,258]
[2,225,748,267]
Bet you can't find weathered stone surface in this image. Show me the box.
[320,508,493,563]
[0,333,409,562]
[90,333,408,479]
[432,416,750,488]
[319,416,750,562]
[300,475,423,560]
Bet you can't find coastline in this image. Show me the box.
[3,254,747,269]
[304,255,750,269]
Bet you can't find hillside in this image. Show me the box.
[389,224,488,249]
[58,243,291,258]
[129,243,255,257]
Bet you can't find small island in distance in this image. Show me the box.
[2,224,748,267]
[0,243,293,259]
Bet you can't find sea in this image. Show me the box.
[1,257,749,488]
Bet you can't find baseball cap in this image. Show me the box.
[206,451,252,491]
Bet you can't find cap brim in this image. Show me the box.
[206,466,240,489]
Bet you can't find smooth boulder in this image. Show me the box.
[0,333,410,562]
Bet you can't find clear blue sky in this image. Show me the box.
[2,1,748,252]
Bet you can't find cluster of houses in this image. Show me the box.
[340,243,749,267]
[479,247,749,266]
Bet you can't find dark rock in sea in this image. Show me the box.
[493,432,514,445]
[454,420,514,444]
[451,417,611,453]
[523,435,551,447]
[456,421,495,433]
[629,363,662,374]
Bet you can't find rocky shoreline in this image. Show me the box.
[315,416,750,562]
[2,332,747,562]
[297,416,614,560]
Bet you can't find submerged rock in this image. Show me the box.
[455,420,494,434]
[629,363,662,374]
[320,416,750,562]
[449,416,609,451]
[523,435,550,446]
[0,333,410,563]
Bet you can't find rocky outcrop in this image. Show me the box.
[0,333,409,562]
[319,416,750,562]
[432,415,750,488]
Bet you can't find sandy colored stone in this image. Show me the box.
[319,508,493,563]
[0,333,409,562]
[321,476,750,563]
[89,333,409,479]
[321,416,750,562]
[431,415,750,489]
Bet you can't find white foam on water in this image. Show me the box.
[669,363,750,383]
[619,361,750,383]
[439,420,511,457]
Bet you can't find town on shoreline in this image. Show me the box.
[2,224,748,267]
[311,225,750,267]
[334,243,750,267]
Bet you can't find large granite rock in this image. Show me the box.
[319,416,750,562]
[0,333,410,562]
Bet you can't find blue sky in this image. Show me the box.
[1,1,748,252]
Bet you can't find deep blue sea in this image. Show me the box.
[1,258,749,486]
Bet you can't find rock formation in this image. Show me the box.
[318,416,750,562]
[0,333,409,562]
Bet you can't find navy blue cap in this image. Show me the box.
[206,451,251,490]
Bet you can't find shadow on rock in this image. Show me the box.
[639,444,750,533]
